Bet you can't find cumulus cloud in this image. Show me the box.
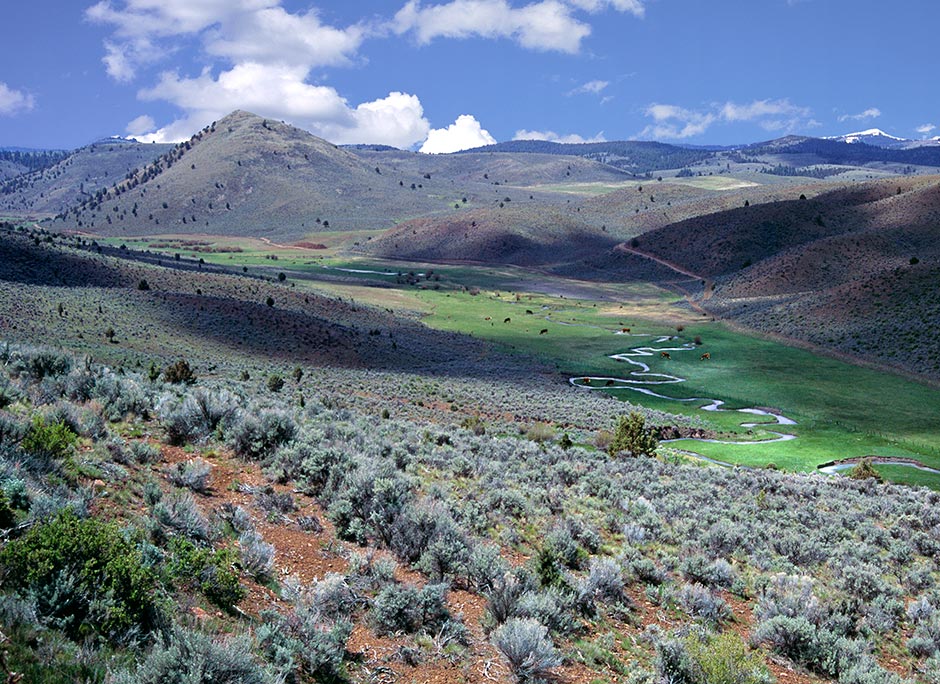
[420,114,496,153]
[838,107,881,123]
[393,0,591,53]
[514,128,605,144]
[131,64,430,147]
[640,98,814,139]
[0,82,35,115]
[567,79,608,96]
[915,123,936,135]
[90,1,431,147]
[87,1,364,80]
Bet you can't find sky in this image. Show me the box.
[1,0,938,152]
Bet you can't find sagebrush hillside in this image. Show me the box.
[0,140,172,216]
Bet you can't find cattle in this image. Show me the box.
[539,329,548,335]
[504,317,511,323]
[605,379,615,387]
[660,351,671,360]
[484,317,491,321]
[621,328,631,333]
[525,309,533,315]
[700,352,711,361]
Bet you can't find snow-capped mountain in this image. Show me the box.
[824,128,911,148]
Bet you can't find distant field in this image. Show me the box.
[521,180,639,196]
[669,176,761,191]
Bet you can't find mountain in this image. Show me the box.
[50,110,636,240]
[824,128,910,148]
[743,135,940,169]
[0,140,172,216]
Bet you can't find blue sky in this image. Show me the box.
[1,0,938,151]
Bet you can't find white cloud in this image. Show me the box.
[203,7,364,69]
[514,128,605,144]
[420,114,496,153]
[915,123,936,135]
[125,114,156,136]
[87,1,365,80]
[837,107,881,123]
[565,0,644,17]
[640,98,814,139]
[0,82,35,115]
[393,0,591,53]
[567,79,608,96]
[133,64,430,147]
[86,0,279,39]
[92,2,425,147]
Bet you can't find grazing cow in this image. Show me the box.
[504,317,511,323]
[700,352,711,361]
[484,317,491,321]
[539,329,548,335]
[605,379,615,387]
[660,351,671,360]
[621,328,631,333]
[525,309,533,315]
[582,377,591,384]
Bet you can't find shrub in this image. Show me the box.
[657,632,771,684]
[229,411,296,461]
[608,412,658,457]
[239,530,275,580]
[153,490,215,543]
[12,349,72,382]
[130,441,161,464]
[109,627,273,684]
[257,609,351,682]
[267,375,284,393]
[163,359,196,385]
[371,582,450,635]
[0,510,163,642]
[167,537,245,610]
[162,389,238,445]
[166,458,212,493]
[254,485,295,515]
[848,459,883,483]
[677,583,731,624]
[685,632,772,684]
[491,618,561,683]
[21,416,76,461]
[525,422,555,443]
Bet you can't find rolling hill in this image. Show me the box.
[49,111,631,241]
[0,140,171,216]
[629,175,940,377]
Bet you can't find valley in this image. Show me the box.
[3,110,940,684]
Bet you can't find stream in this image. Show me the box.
[569,334,798,446]
[567,330,936,480]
